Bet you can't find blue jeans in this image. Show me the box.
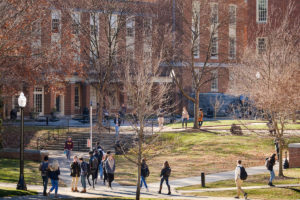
[81,175,86,189]
[42,176,48,194]
[269,170,275,183]
[182,118,188,128]
[50,179,58,194]
[66,150,71,160]
[198,121,203,127]
[99,163,103,179]
[140,176,148,188]
[160,177,170,188]
[115,126,119,137]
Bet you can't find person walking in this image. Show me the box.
[105,153,116,189]
[79,157,88,193]
[70,155,81,192]
[182,107,189,129]
[141,158,149,192]
[102,153,108,185]
[198,108,204,128]
[96,143,104,180]
[39,155,49,196]
[114,114,121,139]
[120,104,127,124]
[158,161,171,195]
[274,139,280,160]
[89,151,98,189]
[48,160,60,198]
[234,160,248,199]
[266,154,276,186]
[64,137,73,160]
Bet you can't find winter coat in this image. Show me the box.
[49,168,60,180]
[39,161,49,177]
[182,110,189,119]
[198,111,204,122]
[160,167,171,178]
[80,161,88,176]
[105,159,116,174]
[141,163,149,177]
[114,118,121,126]
[70,161,81,177]
[268,157,276,171]
[64,141,73,150]
[89,156,99,173]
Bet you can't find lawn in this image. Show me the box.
[178,168,300,190]
[114,131,300,186]
[0,158,42,185]
[0,187,37,197]
[167,119,300,130]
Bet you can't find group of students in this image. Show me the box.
[39,141,173,197]
[234,153,277,200]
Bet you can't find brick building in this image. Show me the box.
[1,0,299,118]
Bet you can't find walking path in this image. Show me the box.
[179,184,300,193]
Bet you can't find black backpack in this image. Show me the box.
[240,166,248,180]
[145,167,150,177]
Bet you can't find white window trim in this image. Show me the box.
[229,37,236,59]
[33,86,44,115]
[211,70,218,92]
[256,0,268,23]
[54,93,64,115]
[74,85,81,109]
[192,0,200,59]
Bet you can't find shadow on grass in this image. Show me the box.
[0,188,37,197]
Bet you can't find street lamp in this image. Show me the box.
[90,101,93,151]
[17,92,27,190]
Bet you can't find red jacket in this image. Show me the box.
[64,140,73,150]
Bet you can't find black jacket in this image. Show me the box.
[141,163,149,177]
[268,157,276,171]
[114,118,121,126]
[70,161,81,177]
[49,168,60,180]
[160,167,171,178]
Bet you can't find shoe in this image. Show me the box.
[43,192,47,196]
[168,192,171,195]
[158,191,161,194]
[146,188,149,192]
[270,183,275,187]
[47,191,51,196]
[74,187,79,192]
[244,193,248,199]
[80,189,86,193]
[234,196,239,199]
[54,194,58,198]
[71,188,75,192]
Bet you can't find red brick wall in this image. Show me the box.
[289,146,300,168]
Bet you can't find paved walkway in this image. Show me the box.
[179,184,300,193]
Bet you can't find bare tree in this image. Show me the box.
[170,0,237,128]
[119,5,173,199]
[210,95,224,119]
[230,2,300,177]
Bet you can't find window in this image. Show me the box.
[32,21,41,34]
[144,18,152,38]
[72,12,80,35]
[74,86,80,108]
[257,37,266,54]
[211,3,218,24]
[126,17,134,37]
[34,87,44,114]
[211,70,218,92]
[90,24,98,36]
[110,14,118,33]
[229,37,236,59]
[211,37,218,58]
[192,1,200,58]
[257,0,267,23]
[52,19,60,33]
[229,5,236,25]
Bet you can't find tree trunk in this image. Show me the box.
[97,89,104,128]
[214,108,217,119]
[278,137,284,177]
[193,91,199,129]
[292,112,296,123]
[136,128,143,200]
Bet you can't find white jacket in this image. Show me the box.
[235,164,242,181]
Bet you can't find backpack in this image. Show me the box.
[265,158,270,168]
[91,157,99,170]
[145,167,150,177]
[165,167,171,177]
[39,162,48,177]
[239,166,248,180]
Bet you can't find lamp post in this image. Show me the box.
[17,92,27,190]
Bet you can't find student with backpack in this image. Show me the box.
[158,161,171,195]
[234,160,248,199]
[266,153,276,186]
[95,144,104,180]
[79,157,88,193]
[102,153,108,185]
[39,155,49,196]
[89,151,99,189]
[70,156,81,192]
[140,158,150,192]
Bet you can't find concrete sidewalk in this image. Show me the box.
[148,165,279,189]
[179,184,300,193]
[0,182,251,200]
